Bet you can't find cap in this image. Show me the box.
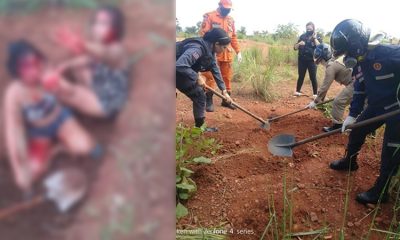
[219,0,232,8]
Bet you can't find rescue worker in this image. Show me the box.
[329,19,400,204]
[199,0,242,112]
[294,22,322,98]
[306,43,353,132]
[176,28,233,129]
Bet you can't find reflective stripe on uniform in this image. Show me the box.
[384,102,400,110]
[376,73,394,80]
[387,143,400,148]
[353,91,366,95]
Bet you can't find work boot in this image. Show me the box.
[206,92,214,112]
[221,91,236,110]
[194,117,218,132]
[356,176,390,204]
[323,124,342,132]
[329,152,359,171]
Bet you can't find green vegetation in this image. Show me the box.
[176,123,221,219]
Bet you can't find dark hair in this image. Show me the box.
[7,39,44,78]
[203,28,231,45]
[96,5,125,40]
[306,22,315,31]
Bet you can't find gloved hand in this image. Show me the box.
[306,101,317,109]
[237,52,243,64]
[197,75,206,87]
[342,116,356,132]
[222,90,233,103]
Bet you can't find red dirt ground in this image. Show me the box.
[176,68,395,239]
[0,1,175,240]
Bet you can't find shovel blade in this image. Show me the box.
[268,134,296,157]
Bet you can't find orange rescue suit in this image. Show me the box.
[200,10,240,91]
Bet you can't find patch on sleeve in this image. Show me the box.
[192,51,200,60]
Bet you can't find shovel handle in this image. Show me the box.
[292,109,400,147]
[205,86,267,125]
[269,98,334,122]
[0,195,45,220]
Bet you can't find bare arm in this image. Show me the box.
[57,55,91,73]
[4,83,30,190]
[83,41,125,68]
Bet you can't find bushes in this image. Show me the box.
[233,45,298,102]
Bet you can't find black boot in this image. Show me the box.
[356,176,390,204]
[195,117,205,128]
[206,92,214,112]
[221,91,236,110]
[194,117,218,132]
[323,123,342,132]
[329,152,359,171]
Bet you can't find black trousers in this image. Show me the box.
[347,106,400,178]
[296,59,318,94]
[176,72,206,122]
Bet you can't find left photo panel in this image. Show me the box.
[0,0,176,239]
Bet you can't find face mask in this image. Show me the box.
[344,56,358,68]
[220,7,231,17]
[306,30,313,36]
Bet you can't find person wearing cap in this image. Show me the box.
[199,0,241,112]
[329,19,400,205]
[294,22,322,98]
[306,43,353,132]
[176,28,233,129]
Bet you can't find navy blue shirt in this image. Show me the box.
[296,33,323,61]
[350,44,400,118]
[176,38,226,91]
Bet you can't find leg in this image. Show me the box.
[202,71,215,112]
[176,73,206,127]
[331,83,354,124]
[330,107,384,171]
[57,79,106,118]
[219,61,236,109]
[307,61,318,95]
[356,119,400,204]
[57,117,95,156]
[296,60,307,93]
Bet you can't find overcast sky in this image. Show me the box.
[176,0,400,38]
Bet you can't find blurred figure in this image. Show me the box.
[294,22,322,98]
[3,40,95,192]
[51,5,129,119]
[176,28,233,129]
[199,0,241,112]
[306,43,353,132]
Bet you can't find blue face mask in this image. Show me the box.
[220,7,231,17]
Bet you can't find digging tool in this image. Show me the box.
[267,98,334,123]
[205,85,270,129]
[0,168,87,220]
[268,109,400,157]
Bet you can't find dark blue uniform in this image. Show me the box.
[176,38,226,125]
[347,44,400,178]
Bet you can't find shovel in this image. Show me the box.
[205,85,270,129]
[0,168,88,220]
[268,98,334,123]
[268,109,400,157]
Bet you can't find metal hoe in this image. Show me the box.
[267,98,334,123]
[205,85,271,129]
[0,168,88,220]
[268,109,400,157]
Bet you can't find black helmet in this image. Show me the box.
[203,28,231,45]
[313,43,332,64]
[330,19,370,58]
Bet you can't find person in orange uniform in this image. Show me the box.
[200,0,242,112]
